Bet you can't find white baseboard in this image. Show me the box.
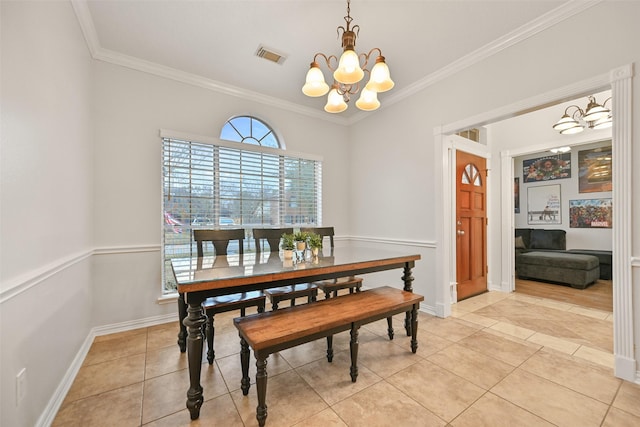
[35,313,178,426]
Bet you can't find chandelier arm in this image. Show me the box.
[564,105,584,118]
[313,53,339,71]
[603,97,612,108]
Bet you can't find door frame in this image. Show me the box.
[433,64,635,382]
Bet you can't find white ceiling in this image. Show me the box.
[77,0,591,123]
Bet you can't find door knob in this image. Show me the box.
[457,230,465,235]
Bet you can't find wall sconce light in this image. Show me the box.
[552,95,612,135]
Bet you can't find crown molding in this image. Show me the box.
[72,0,600,127]
[348,0,602,125]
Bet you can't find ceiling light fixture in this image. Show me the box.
[301,0,394,113]
[552,95,612,135]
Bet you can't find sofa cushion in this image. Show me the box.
[515,228,532,249]
[515,236,526,249]
[529,229,566,250]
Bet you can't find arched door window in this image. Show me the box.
[461,163,482,186]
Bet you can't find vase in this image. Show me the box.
[283,249,294,259]
[296,241,307,251]
[311,247,319,257]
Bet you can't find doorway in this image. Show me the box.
[434,64,635,381]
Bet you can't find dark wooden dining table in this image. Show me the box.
[171,243,421,420]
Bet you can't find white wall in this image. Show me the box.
[1,2,94,426]
[90,59,351,326]
[349,0,640,370]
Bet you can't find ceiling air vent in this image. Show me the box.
[255,45,287,65]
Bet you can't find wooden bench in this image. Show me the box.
[234,286,424,427]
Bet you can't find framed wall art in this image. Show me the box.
[527,184,561,225]
[578,145,612,193]
[523,153,571,183]
[569,198,612,228]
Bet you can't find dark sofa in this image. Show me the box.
[515,228,612,280]
[515,228,606,288]
[515,228,566,257]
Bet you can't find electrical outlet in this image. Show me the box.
[16,368,26,406]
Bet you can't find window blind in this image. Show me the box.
[162,137,322,293]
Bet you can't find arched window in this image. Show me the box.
[161,117,322,293]
[461,163,482,186]
[220,116,279,148]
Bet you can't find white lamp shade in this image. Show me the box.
[355,87,380,111]
[583,104,610,122]
[592,115,613,129]
[553,114,579,131]
[333,49,364,85]
[560,124,585,135]
[302,66,330,97]
[324,88,348,113]
[366,59,394,92]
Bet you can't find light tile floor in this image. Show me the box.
[53,291,640,426]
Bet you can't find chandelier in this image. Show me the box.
[301,0,394,113]
[552,95,612,135]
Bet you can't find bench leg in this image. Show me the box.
[240,336,250,396]
[255,355,268,427]
[326,335,334,362]
[410,304,419,354]
[387,317,394,340]
[350,326,359,383]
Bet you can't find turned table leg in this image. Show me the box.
[184,301,205,420]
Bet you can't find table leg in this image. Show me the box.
[350,325,359,382]
[402,262,415,336]
[177,293,187,352]
[411,303,419,354]
[256,355,268,427]
[184,301,205,420]
[240,335,250,395]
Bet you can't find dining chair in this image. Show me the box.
[301,226,363,298]
[193,228,266,364]
[253,227,319,310]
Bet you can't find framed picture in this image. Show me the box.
[569,198,612,228]
[514,178,520,213]
[527,184,561,225]
[523,153,571,183]
[578,145,612,193]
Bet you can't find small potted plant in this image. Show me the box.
[281,233,295,259]
[294,231,309,251]
[308,232,323,257]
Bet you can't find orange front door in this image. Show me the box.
[456,151,487,300]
